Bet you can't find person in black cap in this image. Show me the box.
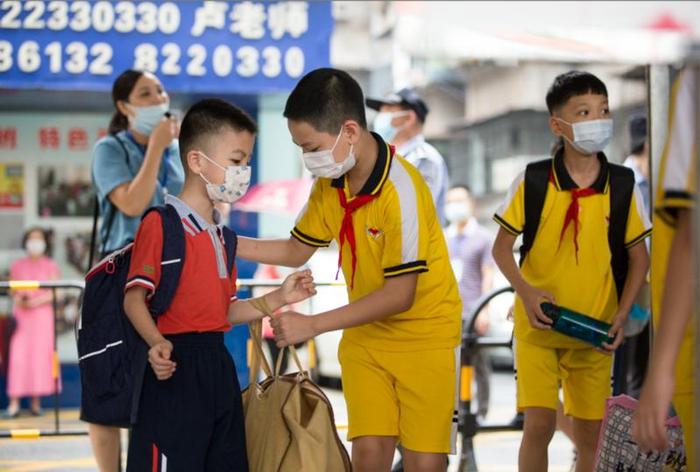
[367,88,450,226]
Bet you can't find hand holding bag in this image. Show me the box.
[243,298,352,472]
[594,395,686,471]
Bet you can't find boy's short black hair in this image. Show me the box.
[546,71,608,115]
[283,68,367,133]
[179,98,257,167]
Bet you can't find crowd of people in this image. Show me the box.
[1,63,696,472]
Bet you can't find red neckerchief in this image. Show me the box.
[336,189,376,289]
[552,171,599,263]
[335,144,394,289]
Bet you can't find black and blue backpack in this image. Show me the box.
[518,158,635,299]
[78,204,237,426]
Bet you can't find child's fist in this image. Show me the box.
[281,269,316,305]
[518,285,555,330]
[149,340,176,380]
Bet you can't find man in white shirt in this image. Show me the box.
[367,88,450,226]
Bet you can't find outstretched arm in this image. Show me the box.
[271,273,418,346]
[237,236,318,268]
[228,270,316,324]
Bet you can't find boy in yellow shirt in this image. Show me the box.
[492,71,651,471]
[238,68,461,471]
[633,66,697,470]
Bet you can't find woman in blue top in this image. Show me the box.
[92,69,185,256]
[88,69,184,472]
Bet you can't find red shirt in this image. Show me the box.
[125,197,237,335]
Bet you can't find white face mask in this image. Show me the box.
[445,202,472,223]
[557,118,613,155]
[445,202,472,224]
[26,238,46,257]
[373,111,410,142]
[198,152,251,204]
[301,129,356,179]
[128,102,169,136]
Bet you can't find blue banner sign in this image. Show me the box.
[0,1,332,93]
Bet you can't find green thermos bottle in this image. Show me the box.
[540,302,615,349]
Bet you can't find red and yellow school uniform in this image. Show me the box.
[651,67,696,470]
[495,152,651,419]
[292,133,462,453]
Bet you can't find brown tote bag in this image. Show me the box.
[242,298,352,472]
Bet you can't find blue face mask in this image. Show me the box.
[128,102,169,136]
[372,111,410,142]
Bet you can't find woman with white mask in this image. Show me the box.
[88,70,184,472]
[92,69,185,259]
[4,228,60,420]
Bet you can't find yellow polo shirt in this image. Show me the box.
[494,152,651,348]
[292,133,462,352]
[652,67,696,396]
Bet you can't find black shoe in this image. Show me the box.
[30,408,43,417]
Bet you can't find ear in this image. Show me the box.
[186,150,205,175]
[549,116,565,137]
[342,120,363,145]
[116,100,132,119]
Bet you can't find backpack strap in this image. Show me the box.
[221,226,238,276]
[88,134,132,268]
[519,159,552,266]
[144,204,186,316]
[607,164,635,300]
[128,203,185,425]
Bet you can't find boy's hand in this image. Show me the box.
[631,369,674,453]
[518,284,555,330]
[271,311,316,347]
[601,311,626,352]
[280,269,316,305]
[148,340,176,380]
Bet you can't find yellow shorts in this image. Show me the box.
[338,337,458,453]
[515,338,612,420]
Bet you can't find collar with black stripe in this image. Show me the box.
[330,132,393,196]
[551,148,610,194]
[164,194,224,232]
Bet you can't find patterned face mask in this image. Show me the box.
[198,152,251,204]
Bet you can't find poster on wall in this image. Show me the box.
[0,163,23,209]
[0,1,333,94]
[38,164,93,217]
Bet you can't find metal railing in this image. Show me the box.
[0,278,345,439]
[0,279,85,438]
[0,276,519,465]
[458,286,517,472]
